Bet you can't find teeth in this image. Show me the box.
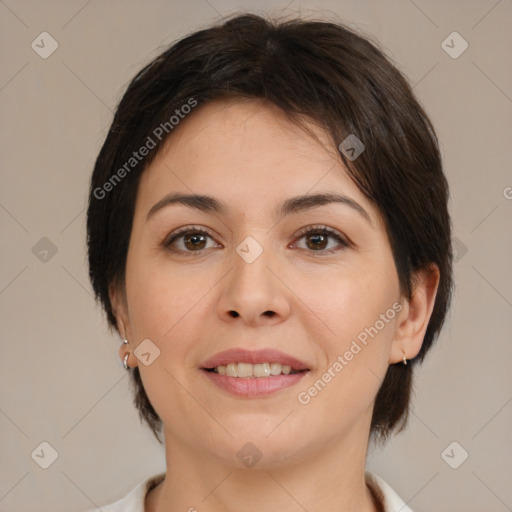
[254,362,271,377]
[211,362,296,377]
[226,363,237,377]
[237,362,253,378]
[270,362,282,375]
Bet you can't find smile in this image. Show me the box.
[206,362,305,378]
[201,348,310,397]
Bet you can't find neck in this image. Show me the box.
[147,419,379,512]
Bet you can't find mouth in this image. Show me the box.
[200,348,310,397]
[203,362,308,378]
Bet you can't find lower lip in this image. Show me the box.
[202,370,308,397]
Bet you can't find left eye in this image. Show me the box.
[293,226,349,253]
[164,226,349,255]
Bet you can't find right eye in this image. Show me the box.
[163,226,221,255]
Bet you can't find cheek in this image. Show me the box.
[303,273,399,403]
[298,261,399,349]
[294,263,399,414]
[295,298,398,438]
[124,254,219,371]
[125,245,191,334]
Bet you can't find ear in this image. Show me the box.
[109,281,135,354]
[389,263,440,364]
[109,281,138,368]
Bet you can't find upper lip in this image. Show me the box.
[201,348,310,371]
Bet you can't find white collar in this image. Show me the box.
[88,470,413,512]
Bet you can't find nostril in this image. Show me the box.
[228,311,275,318]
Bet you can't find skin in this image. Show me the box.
[110,98,440,512]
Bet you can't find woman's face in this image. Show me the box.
[113,98,413,467]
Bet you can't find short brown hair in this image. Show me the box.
[87,13,453,445]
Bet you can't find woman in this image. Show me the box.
[85,12,453,512]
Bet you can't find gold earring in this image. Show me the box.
[402,349,407,365]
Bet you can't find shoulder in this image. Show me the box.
[365,471,414,512]
[82,472,166,512]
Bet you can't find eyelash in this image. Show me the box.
[163,224,350,257]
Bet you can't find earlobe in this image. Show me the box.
[389,264,440,364]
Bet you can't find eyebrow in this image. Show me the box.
[146,192,373,226]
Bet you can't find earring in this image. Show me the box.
[402,349,408,365]
[122,339,130,370]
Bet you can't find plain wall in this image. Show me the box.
[1,1,511,511]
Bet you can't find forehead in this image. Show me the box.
[156,98,336,170]
[135,98,380,226]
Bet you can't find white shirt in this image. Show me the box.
[83,471,413,511]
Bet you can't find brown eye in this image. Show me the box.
[164,225,348,256]
[305,232,329,251]
[294,226,349,254]
[164,227,218,254]
[182,232,208,251]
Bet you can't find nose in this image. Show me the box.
[217,241,291,327]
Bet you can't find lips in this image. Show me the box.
[201,348,310,372]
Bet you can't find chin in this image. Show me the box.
[208,428,312,470]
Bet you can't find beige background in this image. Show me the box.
[1,1,511,511]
